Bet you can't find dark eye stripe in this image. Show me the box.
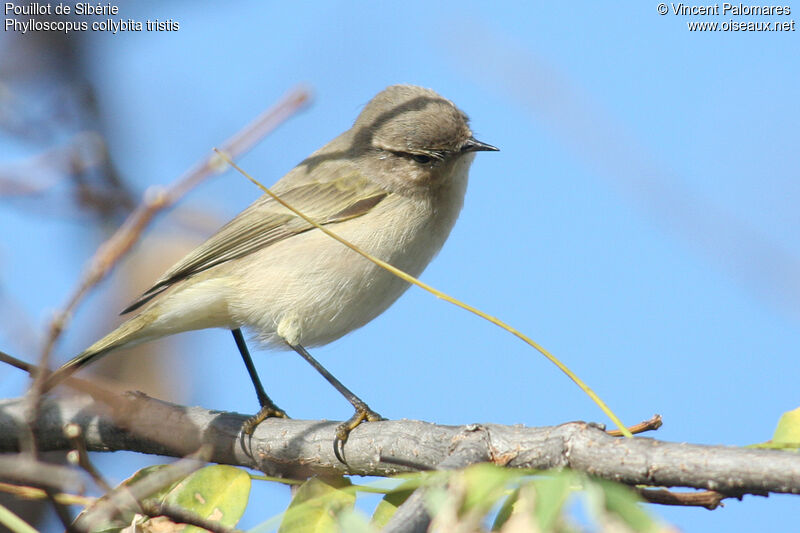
[386,149,445,164]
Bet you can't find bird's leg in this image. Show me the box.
[288,342,384,441]
[232,328,289,434]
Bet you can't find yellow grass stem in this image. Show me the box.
[214,149,632,438]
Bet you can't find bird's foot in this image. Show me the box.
[243,403,290,434]
[335,403,384,442]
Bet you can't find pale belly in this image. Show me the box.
[228,201,451,348]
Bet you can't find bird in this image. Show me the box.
[44,84,498,440]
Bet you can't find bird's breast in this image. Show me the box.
[232,166,469,348]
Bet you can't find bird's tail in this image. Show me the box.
[43,314,154,392]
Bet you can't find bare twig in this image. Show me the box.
[0,133,107,197]
[139,500,241,533]
[0,350,124,407]
[0,453,80,530]
[0,482,93,507]
[0,455,84,494]
[64,423,112,493]
[636,487,729,510]
[607,414,663,437]
[45,487,77,533]
[0,350,36,374]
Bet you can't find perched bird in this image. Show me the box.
[46,84,498,439]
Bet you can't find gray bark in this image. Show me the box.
[0,392,797,498]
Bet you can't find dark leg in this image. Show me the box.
[232,328,288,434]
[288,342,383,441]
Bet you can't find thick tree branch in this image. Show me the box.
[0,392,798,501]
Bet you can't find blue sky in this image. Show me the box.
[1,2,798,530]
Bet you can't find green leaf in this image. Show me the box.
[122,464,177,501]
[595,479,657,533]
[460,464,516,515]
[367,472,443,528]
[422,486,449,518]
[491,487,520,531]
[336,509,375,533]
[74,464,176,533]
[163,465,251,532]
[532,471,576,531]
[772,407,800,447]
[370,488,414,528]
[278,477,355,533]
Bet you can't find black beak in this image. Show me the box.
[461,137,499,153]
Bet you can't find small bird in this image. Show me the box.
[46,84,498,439]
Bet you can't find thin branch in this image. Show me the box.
[139,501,241,533]
[607,414,663,437]
[0,455,84,495]
[636,487,729,510]
[64,423,112,493]
[0,133,119,200]
[44,487,77,533]
[0,482,93,507]
[0,350,126,407]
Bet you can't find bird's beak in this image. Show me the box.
[461,137,499,153]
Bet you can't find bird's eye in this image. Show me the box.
[411,154,432,164]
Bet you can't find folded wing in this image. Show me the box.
[121,172,388,314]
